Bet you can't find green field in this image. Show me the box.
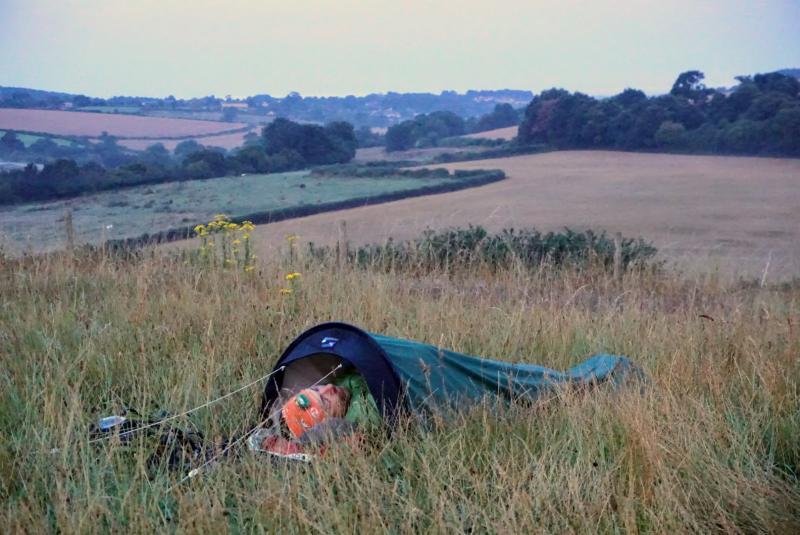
[0,130,76,148]
[0,170,473,252]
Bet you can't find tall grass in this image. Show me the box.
[0,243,798,532]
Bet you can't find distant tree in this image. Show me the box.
[355,125,385,148]
[182,149,227,177]
[670,70,709,101]
[5,91,34,108]
[770,105,800,155]
[183,160,213,180]
[707,80,756,122]
[222,107,239,122]
[118,162,148,177]
[517,88,570,145]
[0,132,25,153]
[174,139,204,160]
[473,103,520,132]
[385,111,465,151]
[140,143,172,167]
[243,131,261,146]
[753,72,800,96]
[29,137,59,155]
[612,88,647,108]
[261,118,357,164]
[654,121,687,149]
[385,122,415,151]
[44,158,81,178]
[744,92,793,121]
[72,95,93,108]
[262,118,305,155]
[721,119,763,153]
[93,133,130,167]
[324,121,358,161]
[232,145,271,173]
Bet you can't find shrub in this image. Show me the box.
[308,225,658,273]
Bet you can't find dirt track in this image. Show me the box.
[177,151,800,279]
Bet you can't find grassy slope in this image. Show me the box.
[0,244,798,532]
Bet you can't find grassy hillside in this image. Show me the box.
[1,239,798,532]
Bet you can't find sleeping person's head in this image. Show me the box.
[281,384,350,438]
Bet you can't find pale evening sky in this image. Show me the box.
[1,0,798,99]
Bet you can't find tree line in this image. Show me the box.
[0,86,532,128]
[0,119,357,205]
[384,104,521,151]
[518,71,800,156]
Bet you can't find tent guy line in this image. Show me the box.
[87,365,287,445]
[166,364,345,493]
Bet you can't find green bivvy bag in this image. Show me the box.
[262,322,643,426]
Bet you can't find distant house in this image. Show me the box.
[221,102,248,109]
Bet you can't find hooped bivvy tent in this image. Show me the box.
[261,322,641,426]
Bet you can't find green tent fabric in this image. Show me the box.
[262,322,643,424]
[371,333,641,414]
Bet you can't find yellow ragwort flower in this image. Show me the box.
[279,288,293,295]
[244,265,255,272]
[285,272,301,281]
[286,234,298,243]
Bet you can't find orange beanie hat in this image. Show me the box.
[281,389,328,438]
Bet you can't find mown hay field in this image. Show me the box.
[117,131,252,151]
[1,246,798,532]
[354,144,495,163]
[234,151,800,280]
[0,108,246,139]
[463,125,518,140]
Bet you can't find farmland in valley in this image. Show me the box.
[355,144,496,163]
[117,131,253,151]
[0,170,495,252]
[463,125,518,140]
[0,108,253,149]
[225,151,800,279]
[0,130,76,147]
